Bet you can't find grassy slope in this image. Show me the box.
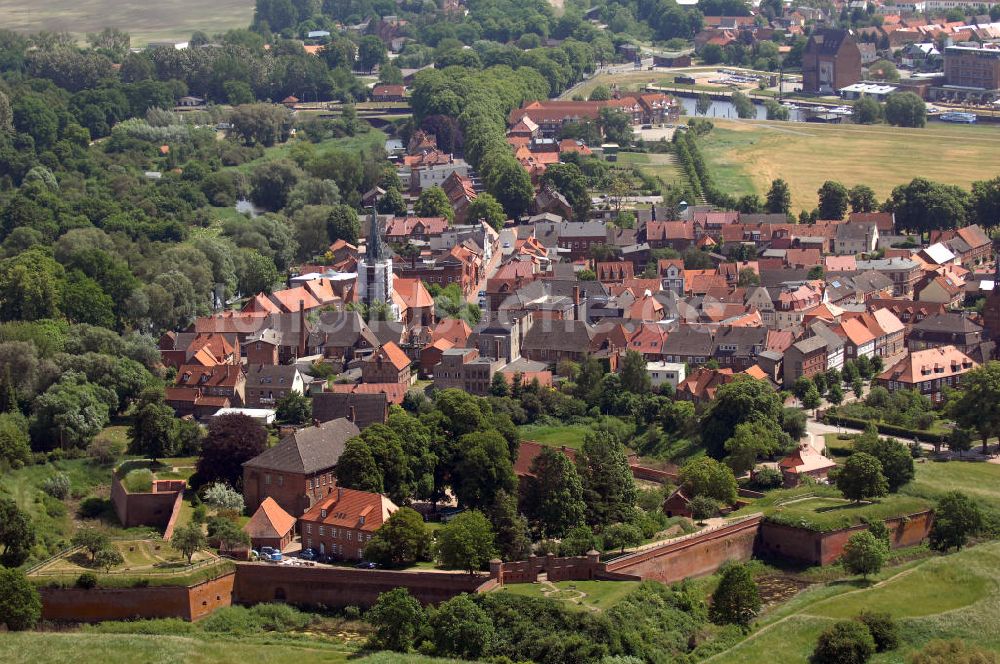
[901,459,1000,514]
[0,0,252,45]
[617,151,684,188]
[698,119,1000,211]
[706,540,1000,663]
[517,423,593,449]
[498,579,641,612]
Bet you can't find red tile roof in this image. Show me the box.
[244,497,296,539]
[300,487,398,533]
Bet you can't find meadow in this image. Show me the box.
[705,540,1000,663]
[698,119,999,211]
[517,422,593,449]
[0,0,253,44]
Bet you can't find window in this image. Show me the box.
[307,479,312,490]
[347,531,353,541]
[319,526,325,536]
[305,524,312,534]
[276,475,283,486]
[321,509,327,518]
[265,474,271,485]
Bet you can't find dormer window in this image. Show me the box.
[321,509,327,518]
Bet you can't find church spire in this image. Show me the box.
[368,204,386,262]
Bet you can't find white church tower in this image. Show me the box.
[358,204,399,320]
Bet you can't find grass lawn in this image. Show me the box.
[730,485,931,532]
[517,423,592,450]
[706,541,1000,663]
[698,119,1000,211]
[30,538,219,579]
[498,579,641,611]
[0,0,252,45]
[617,151,684,188]
[901,459,1000,514]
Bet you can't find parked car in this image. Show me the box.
[259,546,276,556]
[300,548,316,561]
[355,561,378,569]
[269,552,283,562]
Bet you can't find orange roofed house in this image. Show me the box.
[361,341,413,385]
[243,497,297,552]
[299,487,399,561]
[875,345,977,404]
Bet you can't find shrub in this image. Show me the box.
[75,572,98,589]
[87,435,127,465]
[910,639,999,664]
[856,611,898,652]
[709,563,761,629]
[202,483,245,513]
[690,495,721,521]
[42,472,71,499]
[123,468,154,493]
[250,603,312,631]
[343,605,361,620]
[811,620,876,664]
[750,467,783,490]
[198,606,263,634]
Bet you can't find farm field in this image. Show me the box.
[706,540,1000,663]
[698,119,1000,211]
[0,0,253,44]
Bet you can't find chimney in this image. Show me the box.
[573,286,580,320]
[338,487,343,500]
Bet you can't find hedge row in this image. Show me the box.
[822,413,947,444]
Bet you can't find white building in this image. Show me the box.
[358,207,400,320]
[646,361,686,390]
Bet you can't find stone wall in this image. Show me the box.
[756,510,934,565]
[233,563,492,608]
[603,515,762,583]
[111,477,185,539]
[38,573,234,623]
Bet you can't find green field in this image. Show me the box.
[698,119,1000,212]
[498,579,641,612]
[730,485,931,532]
[617,151,684,188]
[517,423,592,449]
[901,459,1000,514]
[0,0,253,45]
[707,541,1000,663]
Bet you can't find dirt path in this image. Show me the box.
[537,575,599,612]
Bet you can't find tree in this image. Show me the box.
[836,452,889,503]
[599,107,632,145]
[0,497,35,567]
[376,187,407,216]
[731,91,755,119]
[487,157,534,218]
[465,193,506,231]
[680,456,738,504]
[364,507,432,567]
[841,530,889,579]
[202,483,245,513]
[812,620,876,664]
[689,495,721,521]
[724,421,778,475]
[0,568,41,631]
[0,248,65,322]
[335,438,384,493]
[414,186,454,223]
[522,446,586,538]
[602,522,643,553]
[326,204,361,245]
[589,85,612,101]
[576,430,638,527]
[929,491,983,552]
[709,563,761,629]
[171,522,207,563]
[454,430,517,510]
[852,96,882,125]
[868,59,899,82]
[128,399,178,462]
[857,611,899,652]
[429,594,496,660]
[484,490,531,562]
[827,382,844,406]
[358,35,388,73]
[802,383,822,412]
[230,103,292,147]
[818,180,850,220]
[885,177,969,234]
[72,528,110,563]
[884,92,926,128]
[620,350,651,394]
[971,176,1000,230]
[702,44,724,65]
[94,546,125,573]
[853,434,913,492]
[236,249,280,296]
[737,267,760,286]
[701,377,783,458]
[947,361,1000,454]
[0,413,30,468]
[436,510,496,573]
[366,587,427,652]
[766,179,791,214]
[696,92,712,116]
[275,392,310,424]
[849,184,878,213]
[197,413,268,489]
